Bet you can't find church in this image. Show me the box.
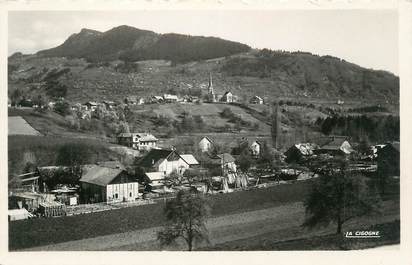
[205,73,237,103]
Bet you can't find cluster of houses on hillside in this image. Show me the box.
[9,129,399,220]
[9,73,265,118]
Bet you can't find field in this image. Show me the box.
[9,180,311,250]
[8,108,108,140]
[8,116,41,136]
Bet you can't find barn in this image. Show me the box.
[80,165,139,203]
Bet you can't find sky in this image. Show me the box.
[8,10,398,74]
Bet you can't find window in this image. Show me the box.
[115,193,118,199]
[129,192,132,197]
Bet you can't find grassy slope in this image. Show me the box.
[8,52,399,109]
[9,180,311,250]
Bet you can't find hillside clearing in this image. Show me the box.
[8,116,42,136]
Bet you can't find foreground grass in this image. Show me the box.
[9,181,311,250]
[206,220,400,251]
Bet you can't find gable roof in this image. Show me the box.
[382,141,400,152]
[319,136,349,150]
[138,149,178,168]
[145,172,164,181]
[292,143,318,156]
[80,165,125,186]
[180,154,199,165]
[117,133,158,141]
[199,136,214,144]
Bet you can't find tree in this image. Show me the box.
[10,89,22,107]
[56,143,92,183]
[357,136,371,155]
[45,80,68,99]
[303,165,381,234]
[237,149,252,173]
[158,190,209,251]
[54,100,71,116]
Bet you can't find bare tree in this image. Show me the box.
[158,190,209,251]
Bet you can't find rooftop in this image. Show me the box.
[80,165,125,186]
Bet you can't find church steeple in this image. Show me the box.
[208,72,214,94]
[207,73,216,102]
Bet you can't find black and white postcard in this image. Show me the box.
[1,0,411,264]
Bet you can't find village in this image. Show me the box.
[8,92,399,222]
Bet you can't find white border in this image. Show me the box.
[1,1,411,265]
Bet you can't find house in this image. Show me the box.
[137,149,190,176]
[84,101,98,111]
[198,136,214,152]
[250,95,264,105]
[80,165,139,203]
[180,154,200,168]
[284,143,318,164]
[117,133,158,150]
[315,136,354,156]
[220,91,235,103]
[163,94,179,103]
[377,142,400,177]
[151,95,164,103]
[250,140,263,156]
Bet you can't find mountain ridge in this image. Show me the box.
[37,25,251,63]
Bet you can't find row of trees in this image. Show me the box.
[316,114,399,143]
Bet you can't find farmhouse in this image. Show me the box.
[316,136,354,156]
[220,91,235,103]
[137,149,190,176]
[84,101,98,111]
[198,136,214,152]
[250,95,264,105]
[117,132,158,150]
[284,143,318,164]
[80,165,139,203]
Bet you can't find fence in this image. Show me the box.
[66,199,156,216]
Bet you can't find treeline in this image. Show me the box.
[119,34,250,64]
[221,48,399,103]
[315,115,399,143]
